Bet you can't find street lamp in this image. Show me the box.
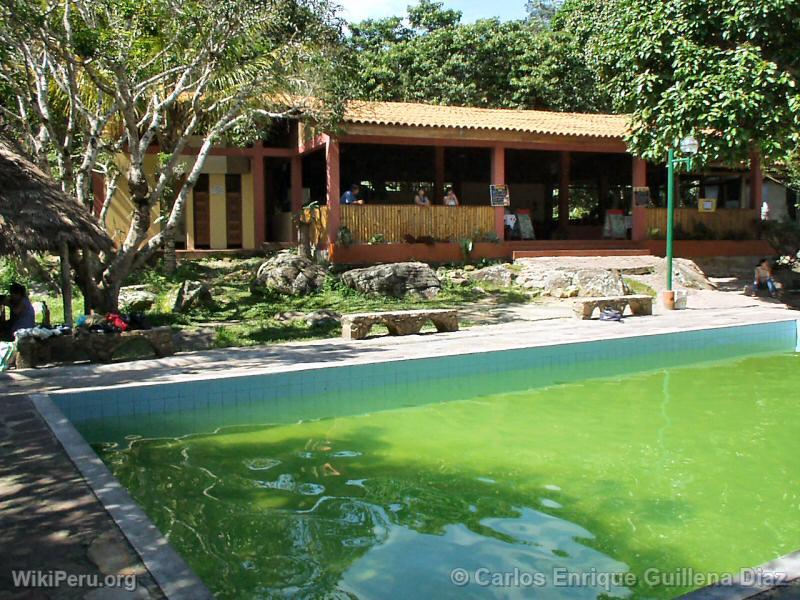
[666,136,699,292]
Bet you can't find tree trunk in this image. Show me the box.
[163,227,177,275]
[59,242,73,327]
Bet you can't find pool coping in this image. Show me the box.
[37,311,800,399]
[29,314,800,600]
[31,393,213,600]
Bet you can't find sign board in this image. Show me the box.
[518,214,536,240]
[698,197,717,213]
[633,187,651,207]
[490,184,510,207]
[603,213,627,239]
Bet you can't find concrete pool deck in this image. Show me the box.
[1,299,796,397]
[2,301,799,599]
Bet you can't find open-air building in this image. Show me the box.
[100,100,783,263]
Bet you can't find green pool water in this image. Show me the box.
[93,352,800,599]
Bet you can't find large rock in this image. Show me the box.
[169,280,214,313]
[468,264,515,287]
[252,251,327,296]
[341,262,441,299]
[516,267,629,298]
[118,286,156,312]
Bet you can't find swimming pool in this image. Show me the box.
[49,320,800,599]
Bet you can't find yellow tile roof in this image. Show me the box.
[343,100,629,139]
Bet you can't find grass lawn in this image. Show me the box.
[18,256,531,349]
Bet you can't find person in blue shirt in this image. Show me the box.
[340,184,364,205]
[0,282,36,341]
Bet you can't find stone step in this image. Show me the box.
[513,249,653,259]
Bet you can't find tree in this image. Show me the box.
[555,0,800,166]
[0,0,348,310]
[526,0,564,27]
[348,1,608,113]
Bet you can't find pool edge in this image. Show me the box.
[30,393,213,600]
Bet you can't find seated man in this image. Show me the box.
[0,283,36,341]
[340,184,364,205]
[753,258,778,297]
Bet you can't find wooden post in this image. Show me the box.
[491,145,506,240]
[252,155,266,248]
[750,148,763,210]
[290,155,303,244]
[59,241,73,328]
[558,151,570,231]
[326,138,341,247]
[434,146,445,203]
[631,157,648,241]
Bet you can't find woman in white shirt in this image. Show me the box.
[443,187,459,206]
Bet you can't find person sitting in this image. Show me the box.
[0,283,36,341]
[753,258,778,297]
[443,187,459,206]
[414,187,431,206]
[340,184,364,205]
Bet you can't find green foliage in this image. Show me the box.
[347,1,609,112]
[762,221,800,256]
[556,0,800,165]
[623,278,657,298]
[367,233,387,244]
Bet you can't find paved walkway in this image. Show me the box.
[0,395,162,599]
[2,298,793,397]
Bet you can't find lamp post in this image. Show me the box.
[665,136,699,292]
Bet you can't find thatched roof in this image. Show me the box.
[0,138,114,256]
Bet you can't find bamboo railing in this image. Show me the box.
[340,205,495,243]
[644,208,759,238]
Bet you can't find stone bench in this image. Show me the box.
[573,295,653,320]
[15,326,175,368]
[341,309,458,340]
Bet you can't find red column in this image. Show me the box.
[749,148,762,210]
[631,157,648,241]
[491,145,506,240]
[558,151,570,231]
[434,146,445,203]
[326,138,341,247]
[252,155,266,248]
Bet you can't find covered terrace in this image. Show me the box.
[288,101,769,263]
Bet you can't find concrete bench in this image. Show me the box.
[573,295,653,320]
[341,309,458,340]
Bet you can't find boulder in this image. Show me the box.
[341,262,441,299]
[274,309,341,327]
[468,264,515,287]
[516,267,628,298]
[169,280,214,313]
[306,309,341,327]
[118,287,156,312]
[252,251,327,296]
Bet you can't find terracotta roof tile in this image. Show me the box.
[344,100,629,139]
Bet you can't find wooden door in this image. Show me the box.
[193,174,210,248]
[225,174,243,248]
